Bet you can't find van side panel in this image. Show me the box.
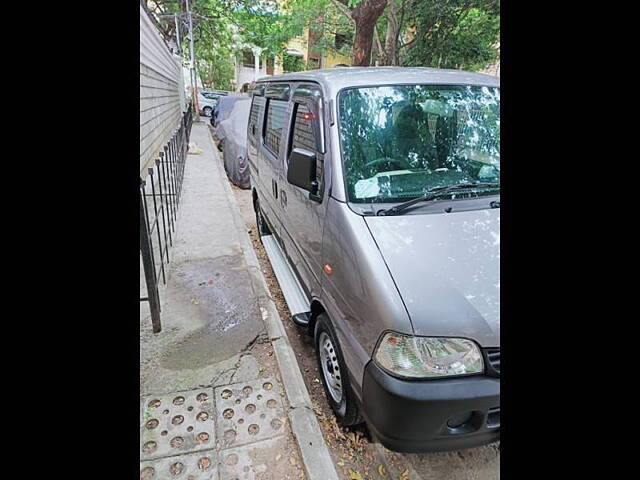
[320,198,413,396]
[278,83,331,300]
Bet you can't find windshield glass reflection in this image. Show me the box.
[338,85,500,204]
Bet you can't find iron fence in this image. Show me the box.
[140,105,193,333]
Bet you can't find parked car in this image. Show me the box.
[217,99,252,189]
[198,90,228,116]
[211,95,249,130]
[248,67,500,453]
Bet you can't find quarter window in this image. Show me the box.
[290,104,317,153]
[249,96,265,138]
[264,99,288,155]
[290,102,323,185]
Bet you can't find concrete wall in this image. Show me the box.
[235,64,267,91]
[324,48,351,68]
[140,4,183,176]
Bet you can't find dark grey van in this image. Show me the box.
[247,67,500,452]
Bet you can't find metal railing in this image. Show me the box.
[140,105,193,333]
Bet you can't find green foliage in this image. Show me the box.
[283,54,306,72]
[232,1,301,58]
[402,0,500,71]
[147,0,500,88]
[283,0,355,59]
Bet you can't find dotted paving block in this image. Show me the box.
[141,388,216,460]
[140,451,218,480]
[218,436,300,480]
[214,377,287,449]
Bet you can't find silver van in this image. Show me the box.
[247,67,500,452]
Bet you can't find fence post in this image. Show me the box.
[140,183,162,333]
[140,107,193,334]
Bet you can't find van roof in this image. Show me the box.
[255,67,499,95]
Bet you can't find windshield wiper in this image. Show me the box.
[376,182,500,216]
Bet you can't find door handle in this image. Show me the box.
[281,189,287,206]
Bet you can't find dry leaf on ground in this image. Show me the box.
[348,469,364,480]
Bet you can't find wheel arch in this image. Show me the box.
[308,299,327,336]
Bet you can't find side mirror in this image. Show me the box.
[287,148,318,195]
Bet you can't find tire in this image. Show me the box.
[314,313,363,426]
[255,199,271,239]
[203,106,212,117]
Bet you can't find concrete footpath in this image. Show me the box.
[140,120,337,480]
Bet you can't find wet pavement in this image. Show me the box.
[159,256,263,370]
[139,121,314,479]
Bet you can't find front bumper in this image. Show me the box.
[362,361,500,453]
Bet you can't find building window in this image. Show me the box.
[335,33,349,51]
[264,99,288,156]
[242,50,255,68]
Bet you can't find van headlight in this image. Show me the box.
[373,333,484,378]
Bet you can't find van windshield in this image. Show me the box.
[338,84,500,204]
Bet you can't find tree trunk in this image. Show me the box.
[351,0,388,66]
[372,25,384,64]
[383,0,399,65]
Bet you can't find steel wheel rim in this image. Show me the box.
[319,332,343,403]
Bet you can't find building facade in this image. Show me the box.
[232,26,351,92]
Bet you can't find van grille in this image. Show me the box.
[484,348,500,376]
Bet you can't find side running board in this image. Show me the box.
[261,235,311,326]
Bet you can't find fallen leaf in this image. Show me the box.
[275,454,282,461]
[348,469,363,480]
[377,465,386,477]
[401,468,409,479]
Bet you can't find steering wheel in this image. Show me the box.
[364,157,409,170]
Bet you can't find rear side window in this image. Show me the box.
[290,104,317,153]
[290,102,323,186]
[264,99,288,155]
[249,96,266,138]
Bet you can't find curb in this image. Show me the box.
[204,124,339,480]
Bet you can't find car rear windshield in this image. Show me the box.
[338,84,500,204]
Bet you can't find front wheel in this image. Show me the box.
[203,106,212,116]
[315,314,363,426]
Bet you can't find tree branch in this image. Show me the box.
[373,24,384,59]
[398,36,416,50]
[331,0,355,22]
